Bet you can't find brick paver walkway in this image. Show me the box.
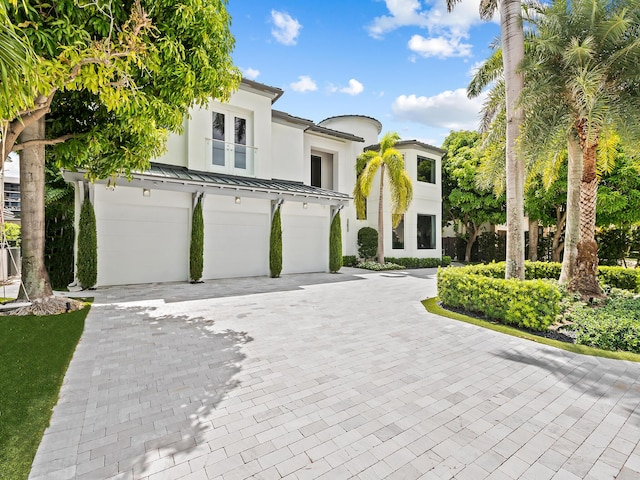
[29,269,640,479]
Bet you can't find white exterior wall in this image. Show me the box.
[94,186,191,286]
[202,196,270,279]
[271,122,305,182]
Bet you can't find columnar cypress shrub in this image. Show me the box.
[270,206,282,278]
[329,211,343,273]
[190,196,204,282]
[77,198,97,289]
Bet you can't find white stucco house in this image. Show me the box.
[63,79,444,286]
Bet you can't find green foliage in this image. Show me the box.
[476,232,506,264]
[357,227,378,260]
[567,297,640,353]
[189,196,204,282]
[437,266,561,331]
[5,0,241,179]
[342,256,357,267]
[596,227,630,266]
[270,206,282,278]
[441,131,506,258]
[456,261,640,292]
[597,266,639,292]
[0,306,88,480]
[44,163,75,289]
[357,261,404,271]
[385,257,451,268]
[77,199,97,289]
[329,212,342,273]
[2,223,20,247]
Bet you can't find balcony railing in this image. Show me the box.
[206,138,256,176]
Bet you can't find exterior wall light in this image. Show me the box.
[235,196,241,204]
[143,188,151,197]
[303,202,308,209]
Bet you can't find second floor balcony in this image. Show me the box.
[206,138,257,177]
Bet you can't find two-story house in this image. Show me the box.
[63,79,444,286]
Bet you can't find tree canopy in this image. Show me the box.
[442,130,506,262]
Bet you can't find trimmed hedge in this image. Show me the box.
[456,261,640,291]
[357,227,378,260]
[386,256,452,268]
[343,255,357,267]
[437,266,560,331]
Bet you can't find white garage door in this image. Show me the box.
[202,197,270,279]
[282,208,328,274]
[95,188,190,286]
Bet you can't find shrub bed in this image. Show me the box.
[386,256,452,268]
[357,261,404,271]
[455,261,640,291]
[567,296,640,353]
[437,266,560,331]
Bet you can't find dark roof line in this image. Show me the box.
[365,139,446,154]
[240,78,284,104]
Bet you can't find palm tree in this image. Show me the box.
[353,131,413,264]
[521,0,640,297]
[448,0,526,280]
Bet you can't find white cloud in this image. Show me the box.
[391,88,486,130]
[271,10,302,46]
[408,34,472,58]
[367,0,499,58]
[368,0,428,39]
[290,75,317,93]
[340,79,364,96]
[242,67,260,80]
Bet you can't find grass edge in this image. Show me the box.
[422,297,640,363]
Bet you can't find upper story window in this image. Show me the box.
[309,151,334,189]
[208,110,255,176]
[417,156,436,184]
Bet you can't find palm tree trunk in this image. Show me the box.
[560,134,582,283]
[569,141,602,298]
[501,0,526,280]
[18,115,53,300]
[377,164,385,264]
[528,218,539,261]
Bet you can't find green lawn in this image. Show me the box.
[0,306,89,480]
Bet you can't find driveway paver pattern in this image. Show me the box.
[28,268,640,479]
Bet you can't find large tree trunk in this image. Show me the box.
[18,116,53,300]
[377,164,385,264]
[501,0,526,280]
[528,217,539,261]
[560,134,582,283]
[569,141,602,298]
[465,224,480,263]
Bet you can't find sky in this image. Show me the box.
[227,0,501,148]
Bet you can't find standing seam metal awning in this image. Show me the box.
[62,163,352,206]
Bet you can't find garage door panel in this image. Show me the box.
[203,211,269,279]
[282,213,328,274]
[96,201,189,286]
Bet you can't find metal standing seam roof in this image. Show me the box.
[144,163,352,200]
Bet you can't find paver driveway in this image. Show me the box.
[29,268,640,480]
